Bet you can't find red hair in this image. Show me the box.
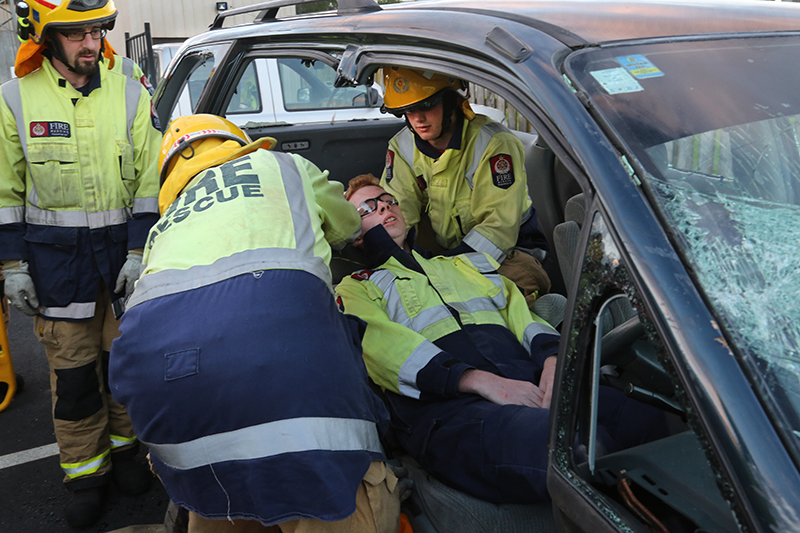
[345,173,381,201]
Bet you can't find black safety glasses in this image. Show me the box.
[357,193,398,217]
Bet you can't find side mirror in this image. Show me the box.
[297,87,310,104]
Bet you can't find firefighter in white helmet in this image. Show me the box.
[380,67,551,307]
[0,0,160,526]
[110,114,404,533]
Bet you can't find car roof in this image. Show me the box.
[202,0,800,50]
[409,0,800,45]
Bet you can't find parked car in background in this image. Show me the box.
[148,42,388,127]
[153,1,800,532]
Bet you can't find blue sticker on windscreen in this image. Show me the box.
[617,55,664,79]
[590,68,644,95]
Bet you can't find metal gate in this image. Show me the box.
[124,22,156,84]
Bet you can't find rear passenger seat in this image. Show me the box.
[513,130,581,297]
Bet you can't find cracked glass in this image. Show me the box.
[569,37,800,448]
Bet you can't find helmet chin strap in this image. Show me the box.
[45,35,78,73]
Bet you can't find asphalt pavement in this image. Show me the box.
[0,307,170,533]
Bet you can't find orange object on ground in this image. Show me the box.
[398,513,414,533]
[0,305,17,412]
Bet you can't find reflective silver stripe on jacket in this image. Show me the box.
[399,340,442,399]
[124,70,141,155]
[463,229,506,263]
[26,205,132,228]
[2,79,27,159]
[127,153,330,308]
[522,321,559,354]
[464,121,508,190]
[128,246,331,310]
[121,56,135,78]
[133,197,158,215]
[0,206,24,224]
[40,301,97,320]
[393,128,415,168]
[144,417,382,471]
[370,269,457,337]
[2,79,33,190]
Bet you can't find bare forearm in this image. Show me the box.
[458,369,545,407]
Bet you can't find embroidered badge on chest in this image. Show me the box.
[351,270,375,281]
[416,175,427,190]
[30,122,71,138]
[490,154,515,189]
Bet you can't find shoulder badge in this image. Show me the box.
[385,149,394,183]
[351,269,374,281]
[336,295,345,312]
[490,154,515,189]
[416,175,427,191]
[150,101,161,131]
[140,75,155,96]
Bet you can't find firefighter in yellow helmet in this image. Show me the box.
[0,0,161,527]
[110,115,404,533]
[380,67,551,306]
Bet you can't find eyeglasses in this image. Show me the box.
[357,193,398,217]
[390,95,443,117]
[59,27,107,42]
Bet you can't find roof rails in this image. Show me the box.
[210,0,381,30]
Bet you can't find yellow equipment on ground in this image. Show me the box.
[0,306,17,412]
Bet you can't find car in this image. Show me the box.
[153,1,800,532]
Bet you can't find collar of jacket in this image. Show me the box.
[412,112,466,160]
[361,225,425,274]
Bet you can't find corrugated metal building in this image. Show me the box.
[108,0,288,51]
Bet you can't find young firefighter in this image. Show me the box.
[380,67,550,306]
[110,115,402,533]
[335,174,665,504]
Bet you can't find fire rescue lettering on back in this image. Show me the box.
[146,155,263,250]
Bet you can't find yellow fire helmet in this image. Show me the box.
[19,0,118,45]
[382,66,474,119]
[158,114,276,214]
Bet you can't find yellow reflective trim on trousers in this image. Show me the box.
[61,450,110,479]
[110,434,138,449]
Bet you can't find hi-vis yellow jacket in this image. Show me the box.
[381,114,533,263]
[127,149,361,309]
[335,250,557,399]
[0,56,161,320]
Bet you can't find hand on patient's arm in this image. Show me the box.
[458,369,545,407]
[538,356,558,409]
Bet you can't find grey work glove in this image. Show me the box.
[2,260,40,316]
[115,249,144,299]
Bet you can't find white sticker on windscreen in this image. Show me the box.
[590,68,644,95]
[616,55,664,79]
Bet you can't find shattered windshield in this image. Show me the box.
[568,36,800,444]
